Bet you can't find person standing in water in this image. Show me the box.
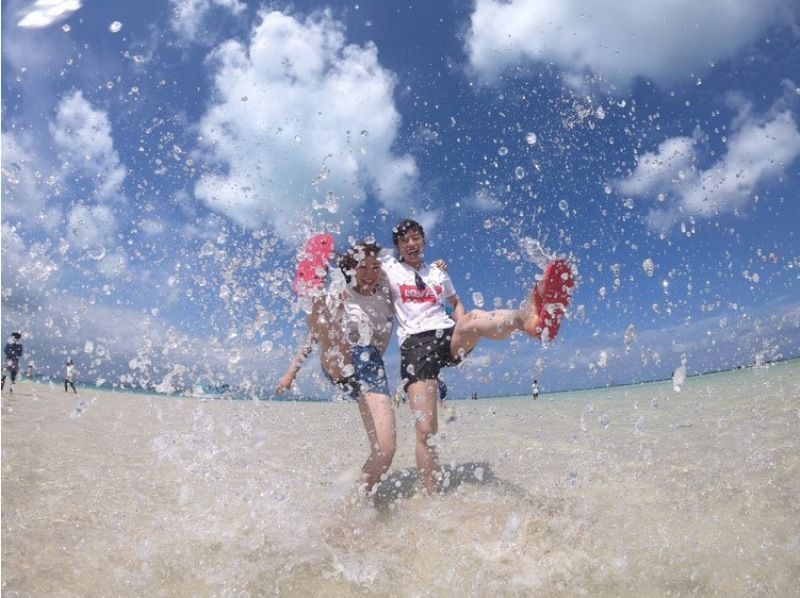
[531,380,539,400]
[277,239,397,495]
[2,332,24,393]
[381,218,574,494]
[65,359,78,394]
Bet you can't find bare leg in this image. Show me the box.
[308,296,352,380]
[357,391,397,493]
[450,308,536,359]
[407,379,440,494]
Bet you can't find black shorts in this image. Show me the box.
[400,328,462,389]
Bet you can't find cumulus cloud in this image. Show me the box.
[1,132,58,226]
[17,0,81,28]
[66,204,118,251]
[466,0,790,89]
[194,9,418,239]
[617,100,800,230]
[170,0,246,41]
[50,91,127,201]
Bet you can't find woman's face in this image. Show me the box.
[355,255,381,292]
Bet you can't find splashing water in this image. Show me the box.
[672,364,687,392]
[516,237,552,270]
[624,324,636,350]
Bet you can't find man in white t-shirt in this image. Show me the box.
[383,218,574,494]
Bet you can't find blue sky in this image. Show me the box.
[2,0,799,398]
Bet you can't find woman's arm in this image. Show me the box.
[275,334,315,394]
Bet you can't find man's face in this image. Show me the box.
[397,230,425,264]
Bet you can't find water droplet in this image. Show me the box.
[624,324,636,348]
[558,199,569,212]
[472,292,484,308]
[514,166,526,179]
[525,132,537,145]
[109,21,122,33]
[672,365,687,392]
[642,258,655,277]
[62,24,71,32]
[87,247,106,261]
[498,146,508,156]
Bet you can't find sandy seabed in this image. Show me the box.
[2,361,799,596]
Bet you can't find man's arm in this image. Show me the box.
[447,294,466,323]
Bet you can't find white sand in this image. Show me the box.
[2,361,799,596]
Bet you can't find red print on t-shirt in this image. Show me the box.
[400,284,442,304]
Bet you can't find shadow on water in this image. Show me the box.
[371,461,537,508]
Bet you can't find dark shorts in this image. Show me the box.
[323,369,360,400]
[351,345,390,397]
[400,328,462,389]
[324,345,390,400]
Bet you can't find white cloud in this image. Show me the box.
[170,0,246,42]
[1,132,59,226]
[194,9,418,240]
[66,204,118,253]
[138,218,166,236]
[17,0,81,28]
[466,0,789,89]
[50,91,127,201]
[95,248,131,280]
[465,188,503,211]
[617,102,800,230]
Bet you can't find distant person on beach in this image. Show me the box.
[277,239,397,495]
[382,218,574,494]
[531,380,539,400]
[438,378,447,404]
[26,364,34,379]
[2,332,24,392]
[64,359,78,394]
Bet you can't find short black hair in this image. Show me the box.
[11,332,21,339]
[392,218,424,246]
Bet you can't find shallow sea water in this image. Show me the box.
[2,360,799,596]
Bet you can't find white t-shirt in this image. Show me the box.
[381,255,456,345]
[342,284,394,354]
